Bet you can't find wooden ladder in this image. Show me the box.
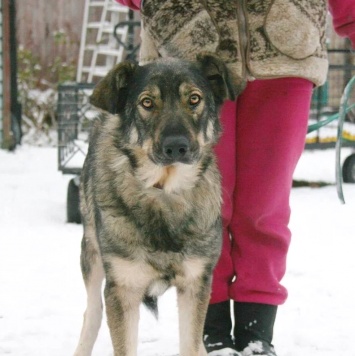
[77,0,130,83]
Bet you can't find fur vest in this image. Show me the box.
[139,0,329,89]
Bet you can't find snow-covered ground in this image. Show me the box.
[0,145,354,356]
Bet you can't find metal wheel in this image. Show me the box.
[67,177,81,223]
[342,153,355,183]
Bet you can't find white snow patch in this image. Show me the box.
[0,145,354,355]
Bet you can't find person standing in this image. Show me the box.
[115,1,355,355]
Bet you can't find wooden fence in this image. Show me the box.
[15,0,86,79]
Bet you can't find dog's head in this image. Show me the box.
[90,55,237,166]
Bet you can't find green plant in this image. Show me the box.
[51,30,77,83]
[17,31,77,145]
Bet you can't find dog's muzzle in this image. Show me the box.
[155,134,194,165]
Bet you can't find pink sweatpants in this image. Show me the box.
[211,77,313,306]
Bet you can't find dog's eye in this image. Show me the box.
[189,94,201,106]
[141,98,154,109]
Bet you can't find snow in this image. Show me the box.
[0,144,355,356]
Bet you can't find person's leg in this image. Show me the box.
[229,77,313,353]
[204,100,239,355]
[210,100,237,304]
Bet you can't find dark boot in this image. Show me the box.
[234,302,277,356]
[203,301,241,355]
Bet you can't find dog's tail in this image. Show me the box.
[143,295,158,319]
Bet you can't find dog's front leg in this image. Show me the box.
[104,282,142,356]
[74,235,105,356]
[177,274,211,356]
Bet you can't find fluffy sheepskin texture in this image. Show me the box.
[140,0,328,87]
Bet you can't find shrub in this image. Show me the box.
[17,31,76,146]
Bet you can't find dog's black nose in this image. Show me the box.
[162,135,190,162]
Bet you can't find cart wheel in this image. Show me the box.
[67,178,81,223]
[342,153,355,183]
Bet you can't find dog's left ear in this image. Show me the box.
[90,61,137,114]
[197,54,244,105]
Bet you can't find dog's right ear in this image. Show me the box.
[90,61,137,114]
[197,53,245,105]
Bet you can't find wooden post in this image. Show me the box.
[1,0,14,149]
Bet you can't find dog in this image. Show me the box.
[73,55,236,356]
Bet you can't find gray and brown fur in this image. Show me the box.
[73,55,238,356]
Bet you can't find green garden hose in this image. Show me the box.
[336,76,355,204]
